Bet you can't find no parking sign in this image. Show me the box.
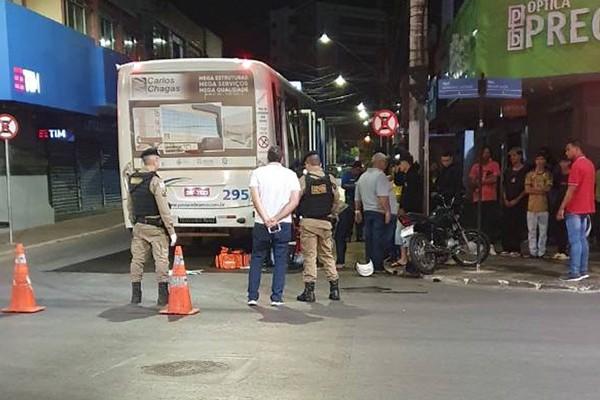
[371,109,398,138]
[0,114,19,140]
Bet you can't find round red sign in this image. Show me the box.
[371,109,398,138]
[0,114,19,140]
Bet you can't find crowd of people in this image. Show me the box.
[125,140,595,307]
[243,141,597,305]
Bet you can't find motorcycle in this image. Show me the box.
[400,195,490,275]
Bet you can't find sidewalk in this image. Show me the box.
[0,209,124,255]
[344,242,600,293]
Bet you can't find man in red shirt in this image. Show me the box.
[557,140,596,281]
[469,146,501,254]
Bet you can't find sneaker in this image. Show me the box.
[560,275,583,282]
[499,251,510,257]
[336,263,345,270]
[581,274,590,280]
[489,245,497,256]
[247,299,258,306]
[270,300,285,307]
[556,253,569,261]
[509,252,521,257]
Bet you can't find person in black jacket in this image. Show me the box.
[396,153,423,214]
[394,152,422,276]
[432,150,463,205]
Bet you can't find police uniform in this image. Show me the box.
[127,148,175,305]
[296,165,342,302]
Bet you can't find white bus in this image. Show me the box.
[117,58,332,239]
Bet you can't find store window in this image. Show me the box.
[153,25,170,59]
[186,43,204,58]
[99,16,114,49]
[123,33,138,58]
[64,0,86,34]
[172,34,184,59]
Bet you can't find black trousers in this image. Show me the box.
[334,207,354,264]
[479,201,501,244]
[555,219,568,254]
[502,202,527,253]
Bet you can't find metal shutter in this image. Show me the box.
[101,144,121,205]
[48,142,80,215]
[77,142,103,211]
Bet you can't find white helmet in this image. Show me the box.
[356,260,374,277]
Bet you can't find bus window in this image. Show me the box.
[271,83,284,149]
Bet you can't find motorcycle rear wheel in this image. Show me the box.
[409,233,437,275]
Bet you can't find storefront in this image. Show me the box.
[434,0,600,163]
[0,0,128,227]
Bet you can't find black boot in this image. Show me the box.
[157,282,169,306]
[131,282,142,304]
[329,280,340,301]
[296,282,316,302]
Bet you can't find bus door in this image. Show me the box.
[300,109,316,152]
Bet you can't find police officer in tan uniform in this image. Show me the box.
[127,148,177,306]
[296,151,343,302]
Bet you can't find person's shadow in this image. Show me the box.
[98,304,158,323]
[306,301,371,320]
[250,305,323,325]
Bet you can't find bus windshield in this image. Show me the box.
[129,70,257,168]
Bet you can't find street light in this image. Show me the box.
[358,109,369,120]
[357,102,366,111]
[317,32,376,74]
[318,33,332,44]
[334,74,347,87]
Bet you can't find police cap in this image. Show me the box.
[141,148,160,159]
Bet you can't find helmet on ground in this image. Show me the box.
[356,260,374,277]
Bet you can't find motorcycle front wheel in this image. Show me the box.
[452,230,490,266]
[408,233,437,275]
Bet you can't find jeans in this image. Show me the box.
[247,222,292,302]
[334,207,354,265]
[385,216,399,261]
[363,211,386,270]
[527,211,549,257]
[565,214,590,277]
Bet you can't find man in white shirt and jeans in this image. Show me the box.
[247,146,301,306]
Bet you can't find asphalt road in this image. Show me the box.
[0,228,599,400]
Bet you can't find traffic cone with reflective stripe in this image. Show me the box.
[159,246,199,315]
[2,244,45,313]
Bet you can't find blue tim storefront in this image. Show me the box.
[0,0,129,228]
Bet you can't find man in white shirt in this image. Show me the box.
[247,146,301,306]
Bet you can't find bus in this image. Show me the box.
[117,58,331,240]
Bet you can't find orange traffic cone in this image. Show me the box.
[159,246,199,315]
[2,244,45,313]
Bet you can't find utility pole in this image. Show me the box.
[408,0,429,212]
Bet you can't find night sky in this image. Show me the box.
[172,0,383,61]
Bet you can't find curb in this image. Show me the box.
[0,223,125,256]
[425,275,600,293]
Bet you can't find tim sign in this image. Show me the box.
[13,67,41,94]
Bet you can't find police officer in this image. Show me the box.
[127,148,177,306]
[296,151,342,302]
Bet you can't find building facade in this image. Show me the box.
[432,0,600,165]
[0,0,222,229]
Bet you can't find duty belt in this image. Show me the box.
[134,216,164,227]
